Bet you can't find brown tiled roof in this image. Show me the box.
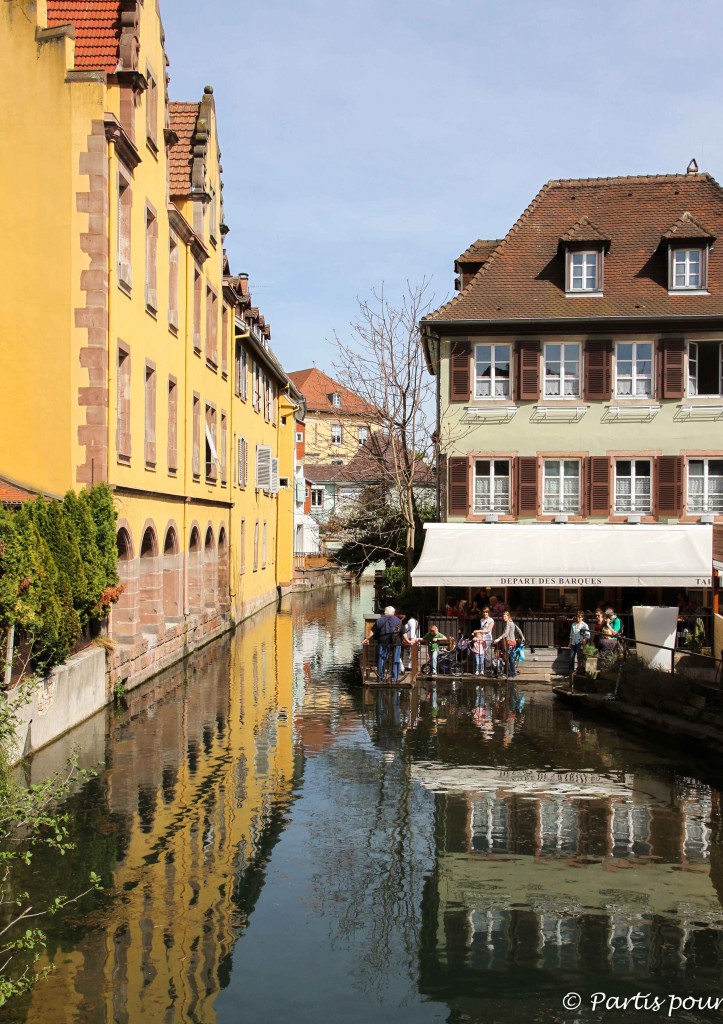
[426,173,723,324]
[288,368,380,416]
[560,214,609,245]
[46,0,120,72]
[306,435,434,486]
[456,239,501,264]
[662,211,715,241]
[168,102,199,197]
[0,478,38,506]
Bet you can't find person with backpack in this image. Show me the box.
[365,605,403,681]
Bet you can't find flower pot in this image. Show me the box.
[584,656,599,678]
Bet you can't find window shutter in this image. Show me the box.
[655,456,683,517]
[256,444,272,491]
[658,338,685,399]
[517,341,540,401]
[271,457,279,494]
[449,342,471,402]
[584,340,612,401]
[517,457,538,515]
[589,457,611,517]
[448,457,469,516]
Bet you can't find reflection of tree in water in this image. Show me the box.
[307,739,435,1005]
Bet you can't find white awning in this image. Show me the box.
[411,523,712,588]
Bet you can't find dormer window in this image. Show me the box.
[331,391,341,407]
[671,247,705,290]
[559,217,609,297]
[567,250,601,293]
[662,213,714,294]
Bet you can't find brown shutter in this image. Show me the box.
[517,341,540,401]
[584,340,612,401]
[450,341,471,402]
[517,457,538,516]
[658,338,685,399]
[448,457,469,517]
[509,456,517,516]
[589,457,611,517]
[656,456,683,517]
[579,457,589,517]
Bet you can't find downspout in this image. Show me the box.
[432,332,441,521]
[182,244,190,617]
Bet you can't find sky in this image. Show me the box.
[163,0,723,374]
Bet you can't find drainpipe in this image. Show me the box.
[432,332,441,521]
[182,246,191,617]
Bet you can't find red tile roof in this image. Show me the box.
[456,239,501,265]
[662,211,715,241]
[0,478,38,506]
[46,0,121,73]
[288,368,380,417]
[427,173,723,324]
[306,434,434,486]
[168,102,199,197]
[560,214,609,245]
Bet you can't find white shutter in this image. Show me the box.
[239,436,247,487]
[243,438,248,488]
[205,422,218,462]
[256,444,272,491]
[271,457,279,494]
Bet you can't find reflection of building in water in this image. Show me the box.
[26,606,298,1024]
[415,768,723,1006]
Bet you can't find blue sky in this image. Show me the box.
[164,0,723,372]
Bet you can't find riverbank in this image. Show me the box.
[554,680,723,760]
[9,575,348,764]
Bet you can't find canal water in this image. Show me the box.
[3,584,723,1023]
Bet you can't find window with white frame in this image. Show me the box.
[357,426,369,444]
[687,459,723,514]
[474,343,511,399]
[296,431,303,442]
[331,392,341,407]
[567,250,600,292]
[544,343,581,398]
[614,459,652,514]
[543,459,580,513]
[672,248,704,290]
[473,460,511,513]
[688,342,723,397]
[331,424,343,445]
[311,486,324,508]
[616,342,653,397]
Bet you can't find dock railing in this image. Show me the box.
[361,640,419,684]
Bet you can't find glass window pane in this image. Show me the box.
[476,460,490,475]
[634,460,650,476]
[493,460,509,477]
[563,460,579,478]
[616,461,632,477]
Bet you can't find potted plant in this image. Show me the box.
[583,643,599,677]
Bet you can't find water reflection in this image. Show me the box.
[1,586,722,1024]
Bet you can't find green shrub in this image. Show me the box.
[62,491,105,625]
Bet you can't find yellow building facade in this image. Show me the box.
[0,0,298,688]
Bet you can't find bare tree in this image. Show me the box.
[332,281,436,581]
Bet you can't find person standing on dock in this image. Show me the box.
[419,624,449,675]
[367,606,403,681]
[568,610,590,676]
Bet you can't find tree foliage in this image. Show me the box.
[0,679,101,1006]
[332,281,436,580]
[1,486,120,674]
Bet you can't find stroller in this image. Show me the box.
[438,636,467,676]
[490,641,525,677]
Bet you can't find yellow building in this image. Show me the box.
[0,0,298,688]
[24,605,297,1023]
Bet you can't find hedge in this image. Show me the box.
[0,484,119,673]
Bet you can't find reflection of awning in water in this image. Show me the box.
[411,523,712,588]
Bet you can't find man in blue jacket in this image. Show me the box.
[369,605,403,681]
